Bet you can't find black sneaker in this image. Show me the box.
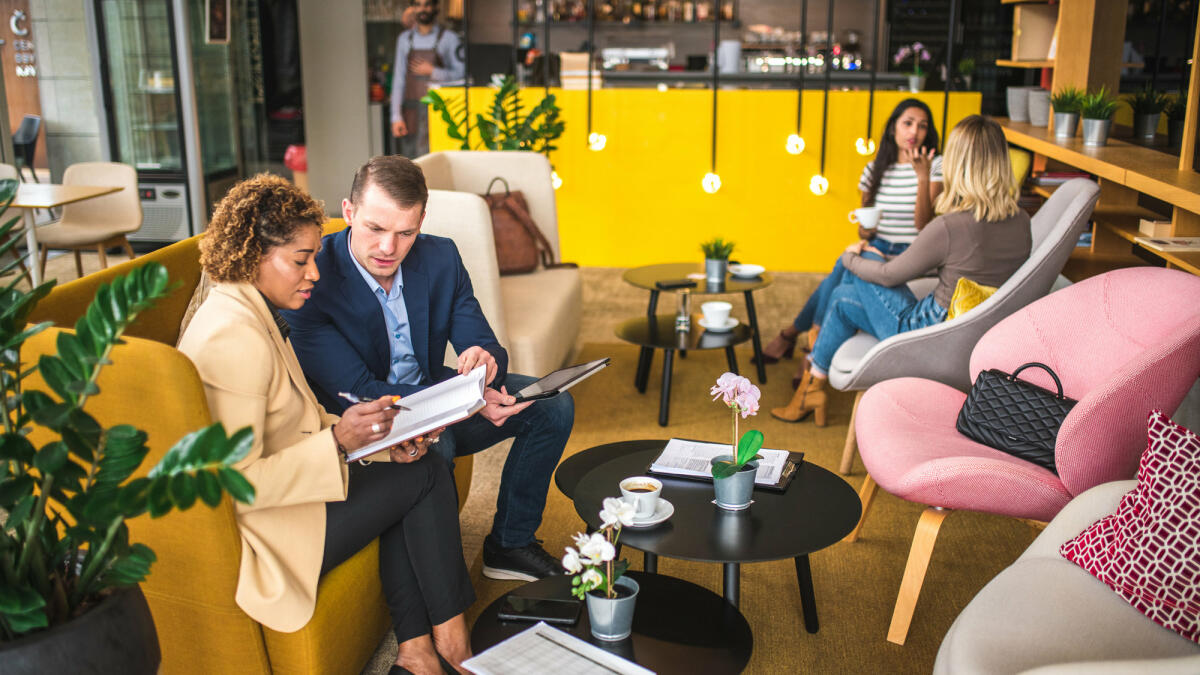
[482,537,564,582]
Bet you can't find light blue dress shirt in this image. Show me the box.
[347,234,424,385]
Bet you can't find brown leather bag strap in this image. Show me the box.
[500,194,558,268]
[486,176,510,197]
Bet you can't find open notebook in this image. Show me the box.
[345,365,487,463]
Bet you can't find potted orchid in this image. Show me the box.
[562,498,638,640]
[709,372,764,510]
[893,42,931,92]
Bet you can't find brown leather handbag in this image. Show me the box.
[481,177,576,276]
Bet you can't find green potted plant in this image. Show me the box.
[0,179,255,673]
[1165,97,1187,148]
[700,236,735,284]
[1127,85,1169,140]
[709,373,763,510]
[1080,86,1122,146]
[561,498,637,641]
[1050,86,1085,140]
[422,75,564,153]
[956,57,976,90]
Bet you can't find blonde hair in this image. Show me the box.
[934,115,1019,222]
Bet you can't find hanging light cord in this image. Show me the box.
[796,0,808,133]
[819,0,833,174]
[463,0,470,144]
[711,5,721,172]
[866,0,880,138]
[941,0,959,151]
[586,0,594,143]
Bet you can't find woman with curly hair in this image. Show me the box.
[178,174,474,675]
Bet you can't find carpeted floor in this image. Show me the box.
[363,267,1041,674]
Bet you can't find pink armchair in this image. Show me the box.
[848,267,1200,645]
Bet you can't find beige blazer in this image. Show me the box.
[178,283,383,632]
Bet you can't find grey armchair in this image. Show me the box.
[832,178,1100,475]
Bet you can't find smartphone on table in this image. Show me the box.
[497,595,582,625]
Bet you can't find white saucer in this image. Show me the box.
[627,499,674,528]
[698,317,739,332]
[729,263,765,279]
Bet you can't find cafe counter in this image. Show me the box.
[429,87,981,272]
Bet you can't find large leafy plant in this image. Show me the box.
[422,75,564,152]
[0,179,255,640]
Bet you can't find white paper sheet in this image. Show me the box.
[650,438,789,486]
[463,622,655,675]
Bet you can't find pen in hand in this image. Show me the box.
[337,392,412,412]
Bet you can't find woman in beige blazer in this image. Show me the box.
[178,175,474,675]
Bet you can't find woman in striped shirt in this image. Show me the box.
[761,99,944,387]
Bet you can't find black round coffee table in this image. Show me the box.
[568,441,862,633]
[622,262,774,385]
[616,315,752,426]
[471,571,752,674]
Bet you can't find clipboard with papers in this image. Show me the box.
[645,438,805,492]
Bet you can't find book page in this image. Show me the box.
[650,438,789,486]
[463,622,654,675]
[346,366,486,462]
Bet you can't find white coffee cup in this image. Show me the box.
[701,301,732,326]
[619,476,662,519]
[849,207,881,230]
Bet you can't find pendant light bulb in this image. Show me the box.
[702,172,722,194]
[588,132,607,151]
[551,170,563,190]
[786,134,806,155]
[809,174,829,195]
[855,137,876,155]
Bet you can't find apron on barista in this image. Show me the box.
[402,26,445,132]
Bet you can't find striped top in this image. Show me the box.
[857,156,944,244]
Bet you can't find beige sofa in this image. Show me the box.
[935,480,1200,674]
[416,151,582,377]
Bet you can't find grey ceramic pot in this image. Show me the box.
[711,455,758,510]
[1027,89,1051,127]
[1134,112,1161,140]
[1007,87,1032,122]
[1053,112,1079,139]
[1082,118,1112,146]
[705,258,727,284]
[586,575,640,641]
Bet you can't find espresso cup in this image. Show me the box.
[619,476,662,519]
[701,301,732,326]
[849,206,881,230]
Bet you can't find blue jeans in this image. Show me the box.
[810,274,947,374]
[792,238,911,332]
[430,373,574,549]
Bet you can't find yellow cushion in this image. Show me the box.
[946,277,998,321]
[1009,147,1032,187]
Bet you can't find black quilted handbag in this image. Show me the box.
[955,362,1077,474]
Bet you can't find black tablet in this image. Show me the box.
[511,358,611,403]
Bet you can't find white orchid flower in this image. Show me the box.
[579,531,615,564]
[580,568,604,592]
[561,546,583,574]
[600,497,637,528]
[572,531,591,550]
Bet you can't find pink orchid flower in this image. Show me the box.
[710,372,742,404]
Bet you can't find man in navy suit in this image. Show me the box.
[284,155,573,581]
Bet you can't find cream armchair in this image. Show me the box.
[416,151,582,377]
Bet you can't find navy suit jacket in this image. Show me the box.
[282,228,508,414]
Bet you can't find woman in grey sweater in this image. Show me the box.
[772,115,1031,425]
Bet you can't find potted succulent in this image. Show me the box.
[893,42,931,92]
[709,373,763,510]
[562,498,637,640]
[955,57,976,91]
[1165,98,1187,148]
[1050,86,1084,140]
[1080,86,1122,146]
[700,236,735,285]
[1127,85,1169,140]
[0,180,255,673]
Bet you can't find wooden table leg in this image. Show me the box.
[723,562,740,609]
[744,291,766,383]
[794,554,819,633]
[643,551,658,574]
[635,347,653,393]
[725,346,739,374]
[658,349,675,426]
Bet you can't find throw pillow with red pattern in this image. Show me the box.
[1060,410,1200,643]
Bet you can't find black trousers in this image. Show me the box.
[321,457,474,643]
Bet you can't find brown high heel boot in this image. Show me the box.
[771,371,828,426]
[792,326,822,387]
[755,328,799,365]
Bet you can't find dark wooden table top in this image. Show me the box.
[615,315,752,351]
[622,262,774,294]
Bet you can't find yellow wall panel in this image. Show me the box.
[429,88,981,272]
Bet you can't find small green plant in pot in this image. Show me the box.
[1080,86,1122,146]
[1050,86,1084,139]
[0,179,256,672]
[700,237,735,284]
[709,373,763,510]
[1165,98,1187,148]
[1127,85,1170,140]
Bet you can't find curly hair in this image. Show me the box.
[200,174,326,282]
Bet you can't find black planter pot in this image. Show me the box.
[0,585,160,674]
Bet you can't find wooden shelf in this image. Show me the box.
[996,59,1054,68]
